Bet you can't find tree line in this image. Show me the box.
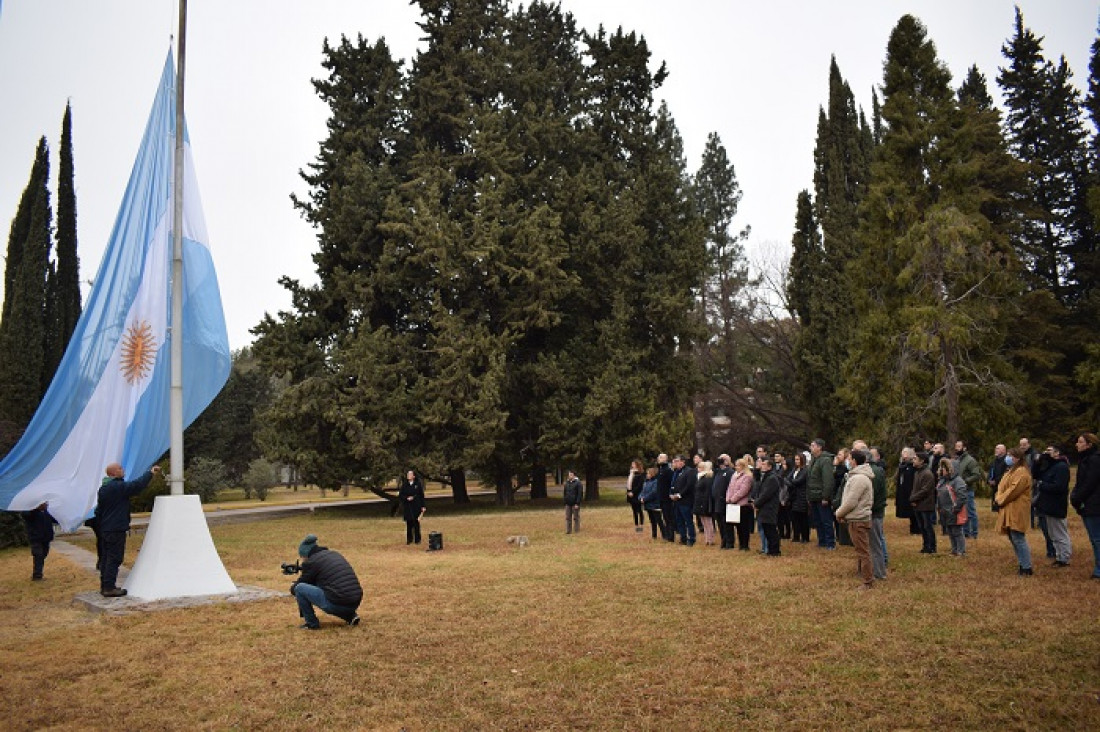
[788,9,1100,461]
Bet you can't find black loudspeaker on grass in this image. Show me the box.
[427,532,443,551]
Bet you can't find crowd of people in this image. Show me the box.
[607,432,1100,588]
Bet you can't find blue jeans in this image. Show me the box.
[870,516,887,578]
[965,490,978,538]
[676,503,696,544]
[1008,530,1031,570]
[294,582,356,627]
[812,503,835,548]
[757,519,769,553]
[1082,515,1100,578]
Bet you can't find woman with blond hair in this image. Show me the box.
[995,445,1034,576]
[727,457,755,551]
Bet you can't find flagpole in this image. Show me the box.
[170,0,187,497]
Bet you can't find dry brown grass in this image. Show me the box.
[1,496,1097,731]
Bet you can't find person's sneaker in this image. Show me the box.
[347,614,360,627]
[1052,560,1069,567]
[101,587,127,598]
[299,623,320,630]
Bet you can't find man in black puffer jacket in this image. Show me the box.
[291,534,363,629]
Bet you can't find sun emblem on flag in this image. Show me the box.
[120,320,158,384]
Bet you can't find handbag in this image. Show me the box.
[725,504,741,524]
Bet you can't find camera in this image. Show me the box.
[280,561,301,575]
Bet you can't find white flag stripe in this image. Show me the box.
[6,210,171,528]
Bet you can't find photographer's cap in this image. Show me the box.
[298,534,318,558]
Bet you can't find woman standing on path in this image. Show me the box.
[398,470,426,545]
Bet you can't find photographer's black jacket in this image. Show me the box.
[296,547,363,609]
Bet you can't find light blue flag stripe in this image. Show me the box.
[0,51,230,531]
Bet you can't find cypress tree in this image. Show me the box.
[788,189,827,436]
[0,139,51,435]
[54,102,81,358]
[802,56,872,443]
[2,139,48,325]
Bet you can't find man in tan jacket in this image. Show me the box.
[835,449,875,589]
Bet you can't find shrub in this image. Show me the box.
[186,457,229,504]
[242,458,278,502]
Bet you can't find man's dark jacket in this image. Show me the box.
[563,477,583,506]
[97,471,155,532]
[673,466,696,503]
[895,461,916,518]
[1035,458,1070,519]
[754,470,781,525]
[296,546,363,609]
[657,463,673,503]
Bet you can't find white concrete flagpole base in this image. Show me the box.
[124,494,237,600]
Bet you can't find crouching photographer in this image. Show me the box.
[288,534,363,630]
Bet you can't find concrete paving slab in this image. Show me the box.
[73,584,283,616]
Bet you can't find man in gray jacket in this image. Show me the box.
[835,449,875,589]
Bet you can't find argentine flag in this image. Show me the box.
[0,52,230,532]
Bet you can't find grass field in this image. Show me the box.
[1,492,1097,731]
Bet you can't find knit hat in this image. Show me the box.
[298,534,318,558]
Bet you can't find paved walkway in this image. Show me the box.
[129,488,497,527]
[55,532,282,616]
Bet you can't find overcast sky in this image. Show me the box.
[1,1,1096,349]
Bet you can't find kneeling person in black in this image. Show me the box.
[291,534,363,629]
